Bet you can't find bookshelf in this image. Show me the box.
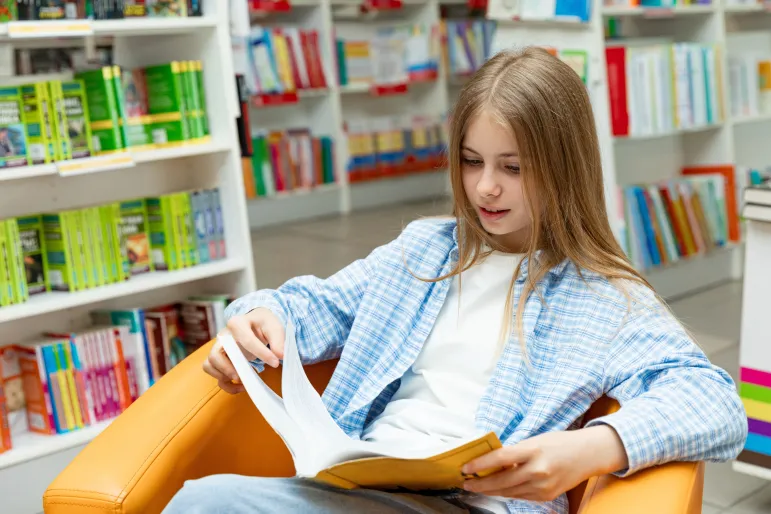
[0,1,256,512]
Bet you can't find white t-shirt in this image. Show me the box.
[362,251,523,495]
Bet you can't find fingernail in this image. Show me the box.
[271,359,280,368]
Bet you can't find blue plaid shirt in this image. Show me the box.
[225,218,747,513]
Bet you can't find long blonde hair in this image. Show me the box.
[434,47,652,349]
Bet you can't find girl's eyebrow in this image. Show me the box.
[461,145,519,158]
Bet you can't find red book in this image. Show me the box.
[605,46,630,137]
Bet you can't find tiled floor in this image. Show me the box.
[251,199,765,513]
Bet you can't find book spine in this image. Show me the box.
[191,191,209,264]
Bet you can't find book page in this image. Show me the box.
[219,332,309,469]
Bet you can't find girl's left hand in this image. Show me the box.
[461,426,629,502]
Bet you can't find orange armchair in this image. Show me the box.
[42,341,704,514]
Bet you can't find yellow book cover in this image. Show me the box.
[60,341,85,429]
[220,321,504,492]
[272,30,296,92]
[52,342,76,430]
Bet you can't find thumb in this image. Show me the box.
[253,312,286,359]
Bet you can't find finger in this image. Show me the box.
[228,318,280,367]
[463,445,533,475]
[208,344,240,380]
[217,378,245,395]
[202,358,232,383]
[253,313,286,359]
[464,464,531,494]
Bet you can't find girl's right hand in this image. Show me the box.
[202,307,286,394]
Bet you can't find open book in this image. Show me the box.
[219,321,503,491]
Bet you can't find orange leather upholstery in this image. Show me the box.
[43,341,703,514]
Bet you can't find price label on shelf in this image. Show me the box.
[251,0,291,12]
[370,83,408,96]
[252,91,300,107]
[7,20,93,38]
[57,153,135,177]
[361,0,403,11]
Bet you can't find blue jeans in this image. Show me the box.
[162,475,499,513]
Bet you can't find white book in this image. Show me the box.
[219,320,503,491]
[688,44,708,127]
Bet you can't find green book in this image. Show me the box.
[115,66,153,150]
[0,86,32,168]
[0,225,10,306]
[60,80,95,159]
[79,208,102,288]
[251,135,268,197]
[119,199,154,276]
[193,60,209,138]
[16,214,49,296]
[143,62,190,145]
[0,1,18,21]
[145,195,179,271]
[42,213,79,292]
[48,81,71,161]
[5,220,27,303]
[180,192,198,266]
[170,193,190,268]
[67,211,87,291]
[100,203,126,283]
[76,67,124,154]
[321,136,335,184]
[179,61,197,140]
[20,83,56,165]
[87,207,109,286]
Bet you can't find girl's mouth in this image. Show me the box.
[479,207,510,221]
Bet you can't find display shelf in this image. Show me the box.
[732,112,771,126]
[0,141,231,182]
[602,5,716,17]
[0,421,112,471]
[350,169,449,211]
[612,123,725,142]
[249,184,344,229]
[0,258,247,324]
[723,4,767,14]
[645,244,741,300]
[0,16,218,40]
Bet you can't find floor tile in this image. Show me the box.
[728,483,771,513]
[703,461,768,509]
[702,503,722,514]
[709,345,740,383]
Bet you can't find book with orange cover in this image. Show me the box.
[221,321,503,491]
[682,165,740,243]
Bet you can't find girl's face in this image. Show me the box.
[461,110,533,253]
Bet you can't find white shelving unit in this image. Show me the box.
[0,2,256,512]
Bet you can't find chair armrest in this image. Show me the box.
[577,462,704,514]
[43,341,336,514]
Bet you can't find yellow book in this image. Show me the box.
[220,321,504,492]
[52,342,76,431]
[272,31,296,92]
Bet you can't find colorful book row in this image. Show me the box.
[336,24,440,87]
[618,165,741,271]
[603,0,712,7]
[0,296,232,454]
[0,187,225,303]
[0,1,202,21]
[606,41,724,138]
[244,130,336,198]
[727,54,771,120]
[440,19,497,79]
[346,114,447,183]
[235,26,328,98]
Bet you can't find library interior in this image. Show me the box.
[0,0,771,513]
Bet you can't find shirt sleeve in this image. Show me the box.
[584,287,748,476]
[223,231,402,367]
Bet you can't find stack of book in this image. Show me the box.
[234,25,329,98]
[0,188,226,303]
[618,165,741,271]
[337,24,440,87]
[346,114,447,183]
[603,0,712,7]
[488,0,591,22]
[0,1,202,21]
[245,130,336,198]
[606,41,724,137]
[0,294,231,452]
[727,54,771,120]
[0,61,210,171]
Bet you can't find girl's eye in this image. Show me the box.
[505,165,521,174]
[462,157,483,167]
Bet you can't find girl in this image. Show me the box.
[164,47,747,514]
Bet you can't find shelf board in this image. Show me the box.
[732,112,771,126]
[724,4,767,14]
[0,17,217,40]
[613,122,723,142]
[248,184,343,229]
[0,420,112,471]
[645,243,740,300]
[733,461,771,481]
[0,258,246,324]
[0,141,231,183]
[602,5,715,17]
